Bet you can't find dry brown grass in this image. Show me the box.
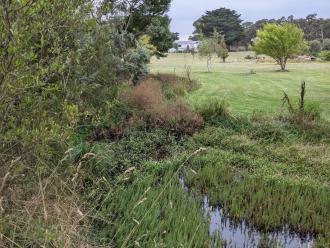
[121,79,164,111]
[0,154,100,248]
[148,98,204,136]
[121,78,204,136]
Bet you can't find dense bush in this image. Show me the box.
[320,51,330,61]
[0,0,174,246]
[309,40,322,55]
[322,38,330,50]
[148,99,204,136]
[121,78,204,136]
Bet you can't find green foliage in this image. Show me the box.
[216,34,229,62]
[196,99,230,123]
[125,42,151,85]
[115,0,173,54]
[320,50,330,61]
[241,15,330,48]
[1,0,330,246]
[282,82,321,124]
[322,38,330,50]
[193,8,244,46]
[89,157,211,247]
[198,38,216,72]
[253,23,307,70]
[309,40,322,55]
[146,15,174,54]
[198,31,229,71]
[0,0,174,246]
[171,32,180,41]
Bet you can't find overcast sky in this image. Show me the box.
[169,0,330,40]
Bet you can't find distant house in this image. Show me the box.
[169,40,199,53]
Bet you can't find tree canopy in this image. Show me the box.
[192,8,244,46]
[243,14,330,47]
[253,23,307,71]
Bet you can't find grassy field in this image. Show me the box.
[150,52,330,120]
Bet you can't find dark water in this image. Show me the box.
[203,196,314,248]
[179,176,315,248]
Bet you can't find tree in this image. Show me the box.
[198,38,216,72]
[198,30,228,71]
[253,23,307,71]
[98,0,173,83]
[171,32,180,41]
[146,15,173,55]
[100,0,172,55]
[192,8,244,46]
[241,15,330,48]
[216,34,229,62]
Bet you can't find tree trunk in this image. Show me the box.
[222,57,226,63]
[279,58,287,71]
[207,58,211,72]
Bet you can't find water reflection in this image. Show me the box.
[204,195,314,248]
[179,175,315,248]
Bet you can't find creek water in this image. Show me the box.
[179,176,315,248]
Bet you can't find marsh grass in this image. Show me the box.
[185,116,330,246]
[88,152,213,247]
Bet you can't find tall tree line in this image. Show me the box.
[244,14,330,45]
[191,8,330,47]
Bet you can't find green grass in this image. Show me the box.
[185,117,330,246]
[150,52,330,120]
[79,130,215,247]
[84,62,330,247]
[62,71,329,247]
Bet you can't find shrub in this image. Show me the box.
[121,79,164,110]
[119,77,204,136]
[320,51,330,61]
[197,99,230,122]
[322,38,330,50]
[148,99,204,136]
[309,40,322,55]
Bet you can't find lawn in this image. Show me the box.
[150,52,330,120]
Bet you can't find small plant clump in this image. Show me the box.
[197,99,231,123]
[282,81,321,123]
